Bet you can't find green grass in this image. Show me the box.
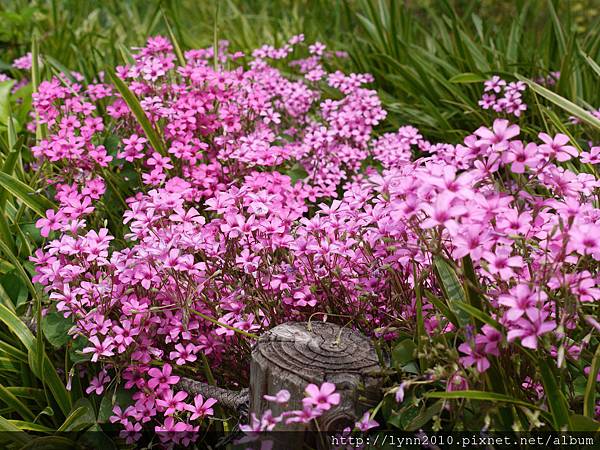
[1,0,599,141]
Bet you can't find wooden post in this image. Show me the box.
[250,321,382,436]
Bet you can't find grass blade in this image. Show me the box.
[107,70,166,156]
[539,358,571,430]
[517,75,600,130]
[0,305,71,416]
[0,416,32,444]
[0,172,56,218]
[584,345,600,418]
[162,9,186,67]
[0,385,35,421]
[433,257,470,327]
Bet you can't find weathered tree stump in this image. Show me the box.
[250,321,382,436]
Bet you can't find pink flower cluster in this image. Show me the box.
[242,382,378,435]
[29,34,600,437]
[242,383,341,432]
[12,52,33,70]
[108,363,217,446]
[535,71,560,86]
[479,76,527,117]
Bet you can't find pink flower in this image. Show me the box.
[264,389,291,404]
[483,247,523,281]
[580,146,600,164]
[507,309,556,350]
[119,420,142,445]
[82,336,114,362]
[484,76,506,93]
[355,411,379,431]
[185,394,217,420]
[302,382,340,411]
[169,343,198,365]
[35,209,64,237]
[155,417,189,445]
[475,324,503,354]
[85,370,111,395]
[446,373,468,392]
[394,382,406,403]
[458,341,493,373]
[498,284,544,321]
[285,406,322,424]
[147,364,179,391]
[474,119,520,151]
[12,52,32,70]
[538,133,578,162]
[110,405,129,425]
[420,192,467,233]
[156,390,188,416]
[503,141,539,173]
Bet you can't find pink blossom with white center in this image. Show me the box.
[185,394,217,420]
[147,364,179,391]
[498,284,546,322]
[474,119,520,151]
[169,343,198,365]
[538,133,578,162]
[85,370,111,395]
[506,309,556,350]
[302,382,340,411]
[156,390,188,416]
[82,336,114,362]
[484,76,506,93]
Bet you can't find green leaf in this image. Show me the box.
[581,51,600,79]
[7,420,53,433]
[69,336,92,364]
[0,384,35,421]
[106,70,166,156]
[461,255,483,312]
[0,80,16,125]
[0,238,37,300]
[584,344,600,418]
[433,257,470,327]
[392,339,416,368]
[0,305,71,416]
[0,172,56,218]
[448,72,486,84]
[58,399,96,432]
[42,312,73,348]
[285,162,308,183]
[539,358,571,430]
[162,10,186,67]
[78,424,118,450]
[517,75,600,131]
[569,414,600,432]
[406,400,443,431]
[426,390,543,410]
[424,290,458,327]
[0,415,32,444]
[0,304,34,349]
[454,302,503,331]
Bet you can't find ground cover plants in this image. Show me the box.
[0,0,599,448]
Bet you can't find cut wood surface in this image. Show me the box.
[250,321,383,433]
